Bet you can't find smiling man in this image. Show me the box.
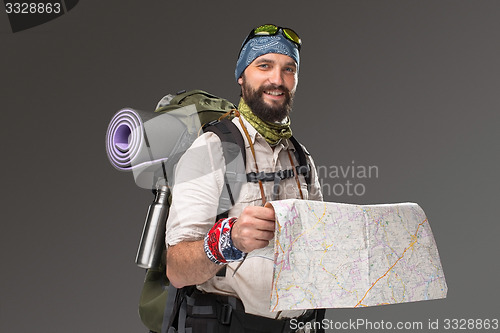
[238,53,297,123]
[165,24,324,332]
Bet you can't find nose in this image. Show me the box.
[268,67,284,86]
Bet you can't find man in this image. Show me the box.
[165,24,323,332]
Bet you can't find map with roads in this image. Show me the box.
[269,199,448,311]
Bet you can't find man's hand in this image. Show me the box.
[167,205,276,288]
[231,205,276,253]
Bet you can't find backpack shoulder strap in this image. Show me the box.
[203,118,247,216]
[289,136,312,190]
[203,118,246,166]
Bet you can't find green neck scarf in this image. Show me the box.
[238,99,292,145]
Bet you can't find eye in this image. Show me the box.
[258,64,270,69]
[284,67,296,74]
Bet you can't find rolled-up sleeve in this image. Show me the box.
[165,132,226,247]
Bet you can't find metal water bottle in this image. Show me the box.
[135,183,170,269]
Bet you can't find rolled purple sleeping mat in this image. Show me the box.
[105,105,200,188]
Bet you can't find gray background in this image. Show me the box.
[1,1,499,332]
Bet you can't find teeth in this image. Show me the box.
[265,91,283,96]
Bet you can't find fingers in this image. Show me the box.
[244,205,276,222]
[238,206,275,232]
[242,228,275,242]
[231,206,277,253]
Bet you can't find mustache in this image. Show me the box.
[258,84,291,98]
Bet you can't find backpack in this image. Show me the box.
[137,90,312,333]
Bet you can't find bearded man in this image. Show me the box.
[165,24,324,333]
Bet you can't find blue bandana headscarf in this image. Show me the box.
[235,31,300,82]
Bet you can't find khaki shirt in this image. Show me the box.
[166,116,323,318]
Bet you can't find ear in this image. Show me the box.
[237,77,243,85]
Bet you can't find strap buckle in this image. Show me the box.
[218,303,232,325]
[295,164,310,177]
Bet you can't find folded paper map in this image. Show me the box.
[269,200,447,311]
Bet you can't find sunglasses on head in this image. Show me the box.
[239,24,302,56]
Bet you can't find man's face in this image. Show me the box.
[238,53,298,123]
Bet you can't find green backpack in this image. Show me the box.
[138,90,245,333]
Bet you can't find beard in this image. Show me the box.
[241,79,294,123]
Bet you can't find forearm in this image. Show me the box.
[166,240,222,288]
